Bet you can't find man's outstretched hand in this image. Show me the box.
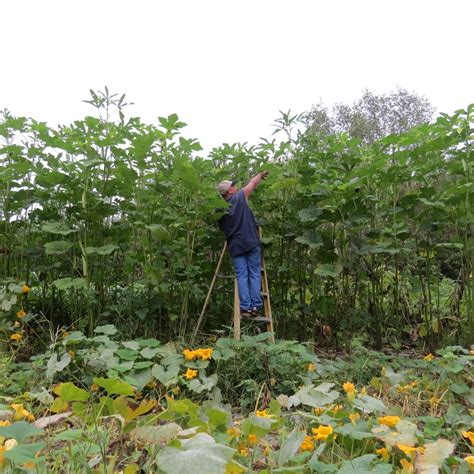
[261,171,269,180]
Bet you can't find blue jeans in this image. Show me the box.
[231,245,263,311]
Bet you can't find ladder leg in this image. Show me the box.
[261,251,275,342]
[233,278,241,340]
[191,242,227,343]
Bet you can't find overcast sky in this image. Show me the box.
[1,0,473,152]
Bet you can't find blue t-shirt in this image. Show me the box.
[218,190,260,257]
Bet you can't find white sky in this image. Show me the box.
[1,0,473,152]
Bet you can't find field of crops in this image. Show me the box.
[0,92,473,472]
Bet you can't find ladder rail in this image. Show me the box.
[191,242,227,343]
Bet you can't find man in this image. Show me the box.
[217,171,269,318]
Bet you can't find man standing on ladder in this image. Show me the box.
[217,171,269,318]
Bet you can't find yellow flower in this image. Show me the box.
[238,446,249,457]
[0,421,11,427]
[199,348,213,360]
[11,403,34,421]
[423,353,434,361]
[311,425,333,441]
[300,435,315,452]
[462,431,474,446]
[397,444,417,458]
[16,309,26,318]
[465,456,474,471]
[90,383,99,392]
[255,409,274,418]
[360,386,367,395]
[349,413,360,424]
[22,284,30,293]
[227,427,239,438]
[378,416,401,428]
[10,333,23,342]
[248,434,258,445]
[307,363,316,372]
[343,382,356,394]
[184,368,198,380]
[329,404,343,413]
[400,458,414,472]
[182,349,196,360]
[4,439,17,451]
[376,447,390,462]
[313,407,324,415]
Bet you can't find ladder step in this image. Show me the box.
[217,274,235,279]
[240,316,271,324]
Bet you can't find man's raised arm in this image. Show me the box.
[243,171,269,199]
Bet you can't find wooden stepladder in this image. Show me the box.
[192,230,274,343]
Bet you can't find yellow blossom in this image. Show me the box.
[397,444,417,458]
[227,427,239,437]
[376,447,390,462]
[182,349,196,360]
[248,434,258,445]
[313,407,324,415]
[330,404,343,413]
[360,386,367,395]
[300,435,315,452]
[349,413,360,424]
[4,439,17,451]
[378,416,401,428]
[11,403,34,421]
[22,284,30,293]
[90,383,99,392]
[465,456,474,471]
[184,368,198,380]
[312,425,333,441]
[10,333,23,342]
[0,421,11,427]
[343,382,356,394]
[462,431,474,446]
[423,353,434,361]
[255,409,274,418]
[199,348,213,360]
[307,363,316,372]
[16,309,26,318]
[400,458,414,472]
[238,446,249,457]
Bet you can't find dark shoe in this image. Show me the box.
[250,307,261,317]
[240,310,252,319]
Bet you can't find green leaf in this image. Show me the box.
[4,442,44,464]
[131,423,181,445]
[314,264,342,278]
[94,324,118,335]
[336,421,374,440]
[277,430,307,466]
[288,383,340,408]
[54,429,84,441]
[337,454,392,473]
[152,364,180,385]
[156,433,235,474]
[92,377,135,396]
[46,352,72,379]
[298,207,322,222]
[53,382,90,402]
[42,222,77,235]
[115,349,139,361]
[145,224,171,241]
[140,347,161,359]
[353,395,387,414]
[295,231,323,248]
[44,240,72,255]
[53,277,87,290]
[0,421,43,442]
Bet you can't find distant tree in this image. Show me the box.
[306,88,435,144]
